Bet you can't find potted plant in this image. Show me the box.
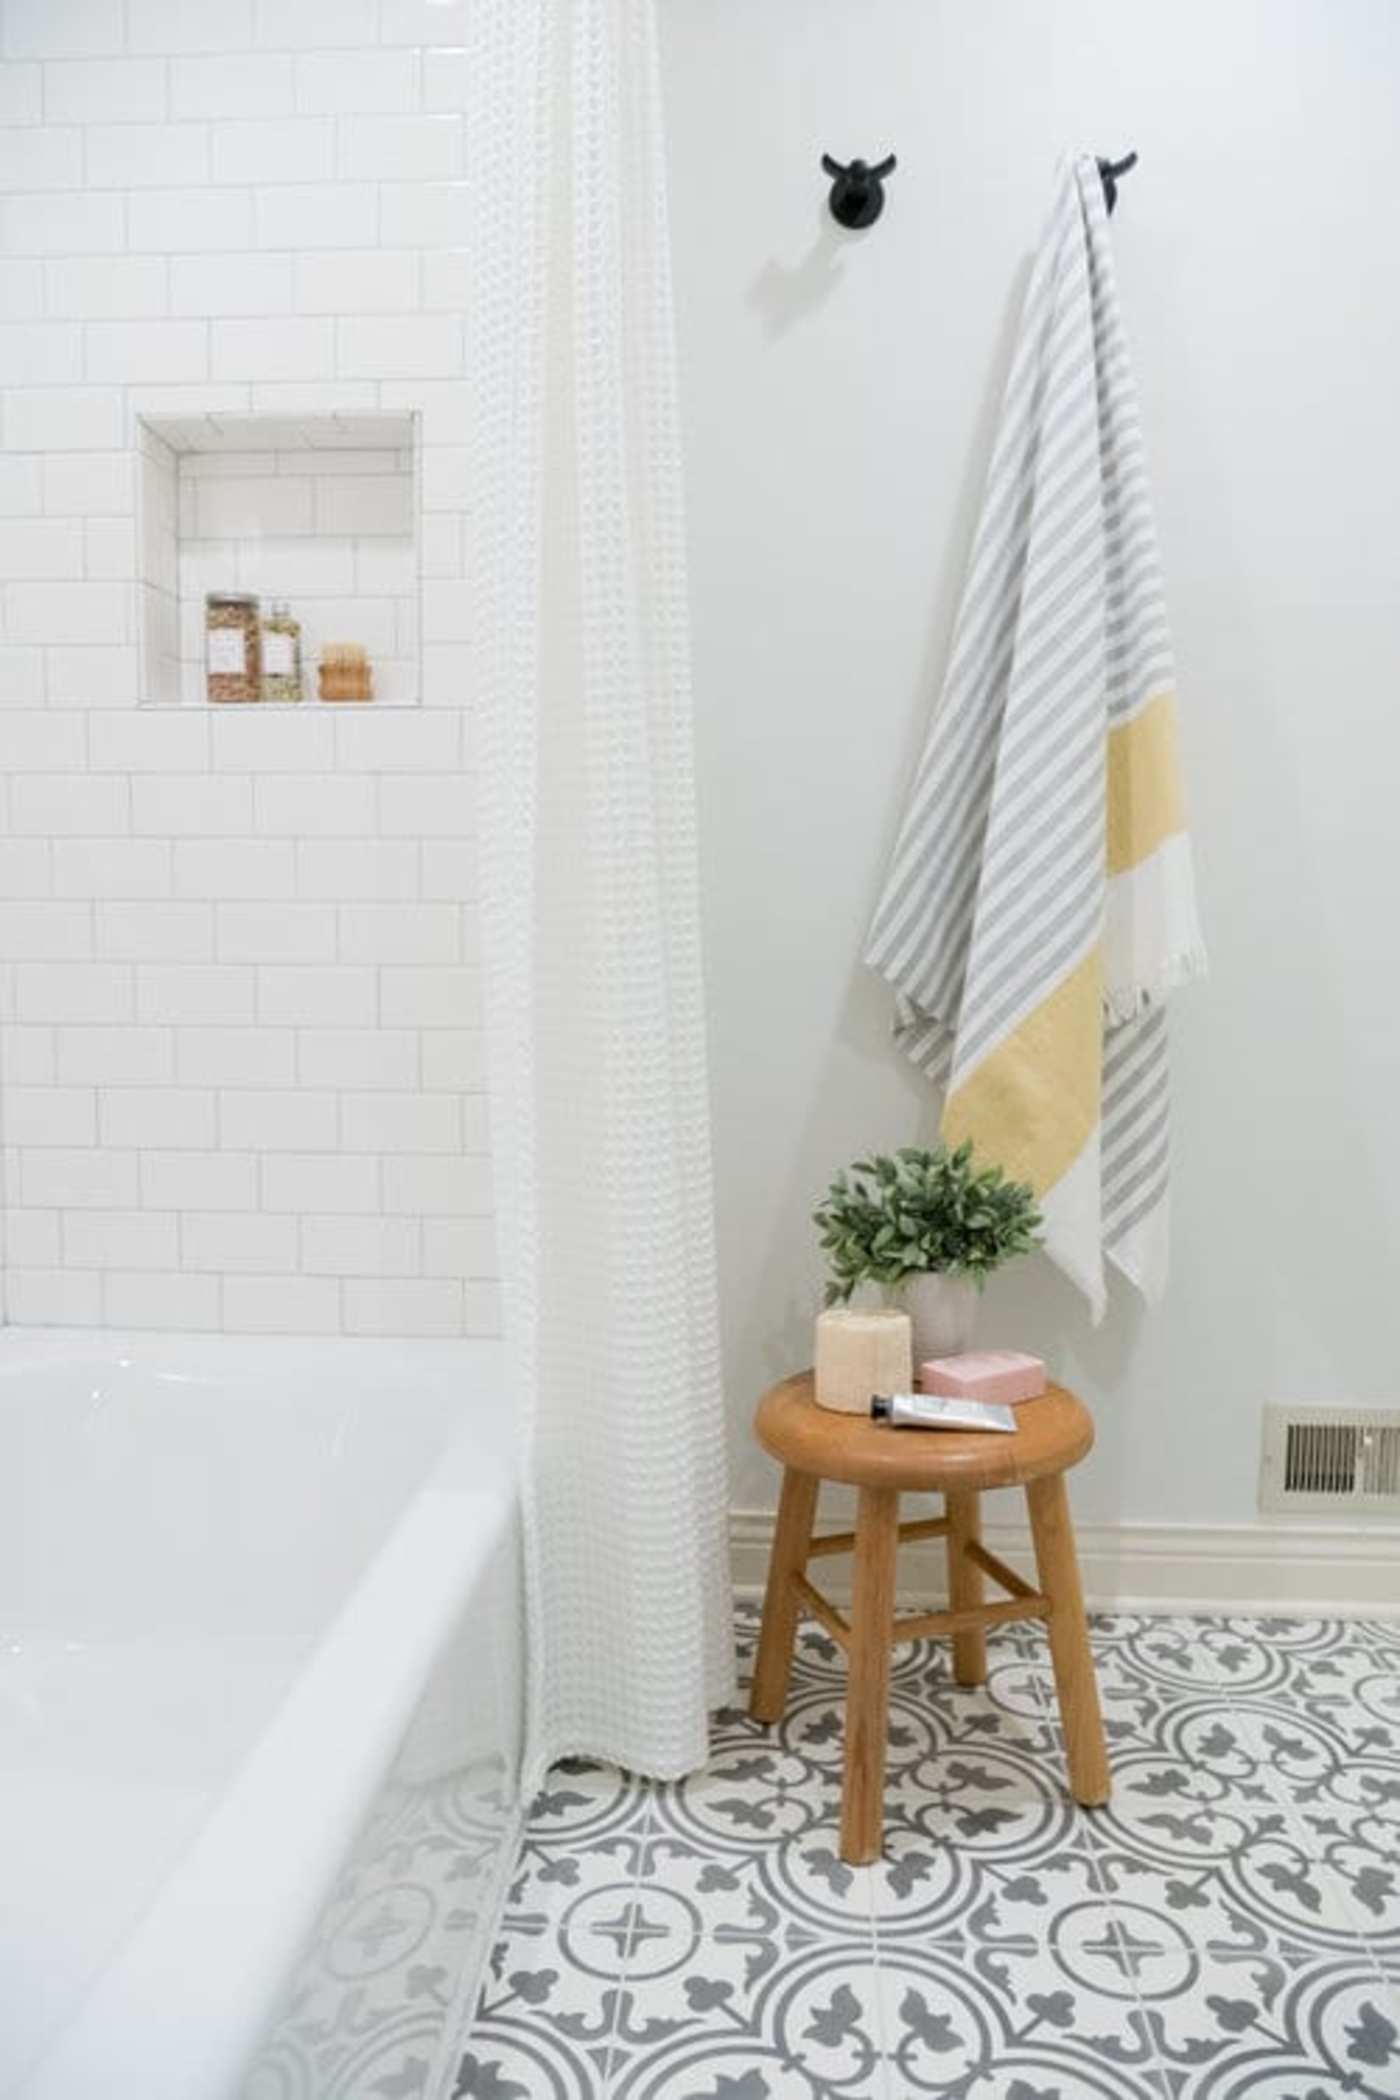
[813,1142,1042,1362]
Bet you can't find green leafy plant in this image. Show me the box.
[814,1142,1042,1305]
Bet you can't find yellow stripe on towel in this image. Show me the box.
[942,946,1103,1195]
[1107,690,1187,875]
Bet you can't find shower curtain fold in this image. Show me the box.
[467,0,734,1787]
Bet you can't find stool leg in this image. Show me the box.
[750,1468,819,1724]
[840,1484,899,1864]
[1026,1473,1110,1807]
[947,1490,986,1686]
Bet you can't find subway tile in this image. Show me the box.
[100,1087,217,1151]
[137,964,256,1025]
[0,437,45,514]
[132,775,254,836]
[252,182,378,249]
[338,903,459,965]
[0,62,42,120]
[176,1027,295,1087]
[216,902,336,964]
[45,645,140,707]
[4,386,124,450]
[89,712,209,773]
[336,312,460,379]
[21,1148,139,1209]
[182,1211,298,1274]
[420,840,478,902]
[45,255,169,319]
[0,514,83,575]
[10,774,130,836]
[313,469,414,533]
[142,1149,256,1211]
[104,1270,221,1329]
[419,511,464,578]
[1,1025,56,1084]
[5,1208,60,1267]
[419,447,469,509]
[462,1282,501,1335]
[419,578,471,645]
[0,647,46,706]
[338,114,460,181]
[296,1026,416,1090]
[7,1269,101,1325]
[0,322,82,387]
[0,257,45,318]
[64,1210,178,1271]
[252,0,379,45]
[296,838,418,899]
[295,49,418,113]
[42,451,134,516]
[7,583,131,647]
[174,840,296,899]
[0,901,92,961]
[127,0,255,53]
[381,1152,491,1217]
[86,123,209,188]
[53,840,172,901]
[223,1274,340,1335]
[422,1026,485,1092]
[254,773,376,837]
[172,252,295,317]
[301,1214,418,1277]
[257,965,376,1026]
[379,964,479,1028]
[85,519,137,580]
[0,840,53,899]
[219,1087,338,1152]
[342,1277,462,1337]
[296,249,420,314]
[171,53,295,120]
[43,57,168,123]
[421,48,467,115]
[6,1086,97,1147]
[3,0,124,59]
[260,1152,378,1214]
[0,711,86,769]
[1,191,124,257]
[211,117,334,186]
[340,1090,459,1154]
[194,473,313,537]
[249,379,378,414]
[209,708,333,773]
[128,187,255,253]
[86,319,209,384]
[377,775,472,838]
[423,1215,498,1279]
[0,125,82,189]
[377,182,467,250]
[379,0,469,44]
[96,902,214,963]
[57,1025,173,1086]
[211,316,336,381]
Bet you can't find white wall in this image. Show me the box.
[0,0,495,1338]
[658,0,1400,1529]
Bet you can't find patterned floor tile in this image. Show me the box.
[458,1610,1400,2100]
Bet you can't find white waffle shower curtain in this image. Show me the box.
[466,0,734,1785]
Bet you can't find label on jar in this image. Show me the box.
[263,631,295,676]
[207,627,246,674]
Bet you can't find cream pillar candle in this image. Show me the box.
[814,1307,913,1415]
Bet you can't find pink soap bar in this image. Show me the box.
[920,1350,1047,1406]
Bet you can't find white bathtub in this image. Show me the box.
[1,1327,523,2100]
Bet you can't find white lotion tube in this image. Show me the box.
[871,1391,1016,1433]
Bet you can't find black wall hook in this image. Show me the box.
[822,152,897,230]
[1097,150,1138,215]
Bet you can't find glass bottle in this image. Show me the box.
[260,600,303,703]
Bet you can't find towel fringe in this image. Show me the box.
[1102,944,1209,1027]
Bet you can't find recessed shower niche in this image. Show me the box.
[136,412,421,707]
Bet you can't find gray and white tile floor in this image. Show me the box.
[458,1605,1400,2099]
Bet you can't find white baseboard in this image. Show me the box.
[729,1509,1400,1619]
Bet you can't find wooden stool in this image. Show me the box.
[749,1372,1110,1864]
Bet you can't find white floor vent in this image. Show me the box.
[1260,1405,1400,1515]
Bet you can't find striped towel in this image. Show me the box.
[866,155,1206,1319]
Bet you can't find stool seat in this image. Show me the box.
[755,1372,1094,1492]
[750,1370,1110,1865]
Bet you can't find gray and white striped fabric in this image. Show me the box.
[867,155,1205,1317]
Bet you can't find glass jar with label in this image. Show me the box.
[260,601,304,703]
[205,593,261,704]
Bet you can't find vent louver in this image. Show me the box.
[1261,1406,1400,1515]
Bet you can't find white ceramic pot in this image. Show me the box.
[898,1271,978,1366]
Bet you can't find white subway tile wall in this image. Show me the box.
[0,4,494,1337]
